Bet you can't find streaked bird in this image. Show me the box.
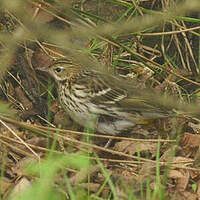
[38,59,195,135]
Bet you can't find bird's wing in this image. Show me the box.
[74,69,127,104]
[73,69,169,118]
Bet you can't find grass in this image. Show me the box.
[0,0,200,199]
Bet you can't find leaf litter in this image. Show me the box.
[0,0,200,199]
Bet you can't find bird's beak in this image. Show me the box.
[36,67,49,73]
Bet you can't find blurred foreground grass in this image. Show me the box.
[0,0,200,199]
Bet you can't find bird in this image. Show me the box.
[38,58,189,135]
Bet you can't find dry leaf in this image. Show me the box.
[171,156,193,168]
[196,180,200,199]
[180,191,197,200]
[0,177,13,196]
[15,86,33,111]
[113,140,157,156]
[170,189,197,200]
[160,145,179,162]
[32,48,54,69]
[181,133,200,148]
[169,169,189,191]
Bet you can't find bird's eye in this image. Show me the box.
[54,67,62,73]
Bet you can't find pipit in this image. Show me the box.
[38,59,190,135]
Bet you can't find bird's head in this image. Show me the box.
[38,59,81,82]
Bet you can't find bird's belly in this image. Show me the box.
[68,108,135,135]
[68,109,96,127]
[59,92,136,135]
[96,115,135,135]
[59,93,97,128]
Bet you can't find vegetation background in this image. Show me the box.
[0,0,200,199]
